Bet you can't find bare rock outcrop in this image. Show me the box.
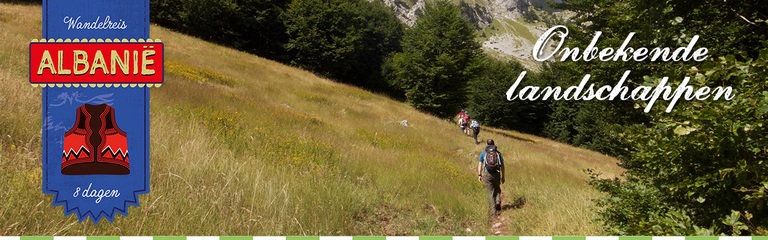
[374,0,562,65]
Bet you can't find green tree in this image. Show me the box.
[283,0,403,87]
[385,0,480,118]
[542,0,768,156]
[151,0,289,61]
[549,0,768,234]
[591,42,768,235]
[466,57,549,133]
[150,0,190,31]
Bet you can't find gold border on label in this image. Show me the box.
[29,39,164,88]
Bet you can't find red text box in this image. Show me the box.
[30,42,163,84]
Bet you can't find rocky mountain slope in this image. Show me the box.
[377,0,564,70]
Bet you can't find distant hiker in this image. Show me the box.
[470,120,480,144]
[477,139,505,218]
[457,109,470,134]
[459,109,469,133]
[462,113,471,133]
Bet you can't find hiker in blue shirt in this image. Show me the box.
[477,139,505,217]
[470,120,480,144]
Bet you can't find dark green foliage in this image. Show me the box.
[385,0,480,119]
[537,55,646,155]
[151,0,404,91]
[535,21,652,156]
[550,0,768,235]
[4,0,40,4]
[466,57,549,133]
[592,44,768,235]
[150,0,190,34]
[283,0,403,87]
[542,0,767,156]
[151,0,289,61]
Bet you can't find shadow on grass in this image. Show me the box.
[501,196,526,211]
[484,128,537,143]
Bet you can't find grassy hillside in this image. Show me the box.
[0,3,622,235]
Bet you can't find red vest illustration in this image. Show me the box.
[62,104,129,175]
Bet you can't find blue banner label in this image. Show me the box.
[42,88,149,222]
[39,0,153,223]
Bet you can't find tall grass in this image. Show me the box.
[0,3,622,235]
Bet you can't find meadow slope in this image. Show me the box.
[0,4,622,235]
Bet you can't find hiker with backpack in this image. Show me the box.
[470,119,480,144]
[458,109,469,133]
[477,139,505,217]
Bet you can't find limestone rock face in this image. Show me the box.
[375,0,561,27]
[377,0,426,27]
[373,0,563,67]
